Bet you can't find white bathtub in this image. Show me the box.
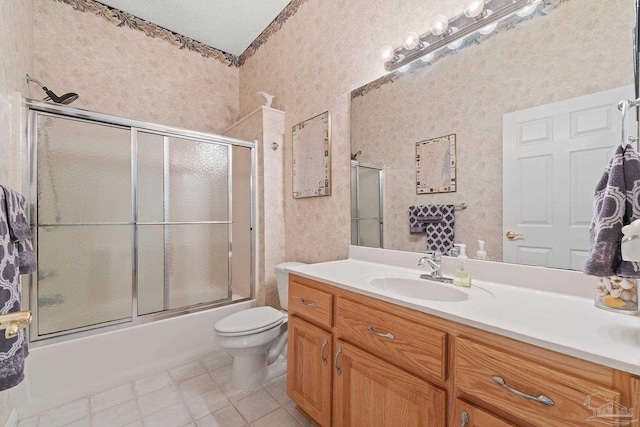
[14,300,253,418]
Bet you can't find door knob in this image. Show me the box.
[505,231,524,240]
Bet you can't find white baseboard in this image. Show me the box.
[4,408,17,427]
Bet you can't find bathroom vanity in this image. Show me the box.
[285,248,640,427]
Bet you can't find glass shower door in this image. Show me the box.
[136,132,232,315]
[350,163,384,248]
[36,115,133,335]
[31,109,253,341]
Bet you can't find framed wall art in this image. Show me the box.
[292,111,331,198]
[416,134,456,194]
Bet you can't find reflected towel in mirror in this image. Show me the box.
[584,145,640,277]
[409,205,456,253]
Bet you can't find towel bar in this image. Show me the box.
[0,311,32,339]
[618,98,640,147]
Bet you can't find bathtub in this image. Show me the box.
[14,300,253,418]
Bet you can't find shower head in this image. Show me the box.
[26,74,79,105]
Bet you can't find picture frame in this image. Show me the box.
[416,134,457,194]
[292,111,331,198]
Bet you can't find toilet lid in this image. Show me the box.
[215,306,285,336]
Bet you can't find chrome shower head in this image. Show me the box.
[26,74,79,105]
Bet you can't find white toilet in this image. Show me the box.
[214,262,306,390]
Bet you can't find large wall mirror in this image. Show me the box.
[350,0,639,271]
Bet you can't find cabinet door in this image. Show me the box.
[333,339,446,427]
[287,315,332,426]
[454,399,515,427]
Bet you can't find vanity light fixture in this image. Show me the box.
[383,0,542,72]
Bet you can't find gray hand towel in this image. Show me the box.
[409,206,446,234]
[0,185,35,391]
[409,205,456,253]
[584,145,640,277]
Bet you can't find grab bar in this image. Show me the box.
[0,311,32,339]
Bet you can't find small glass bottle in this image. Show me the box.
[453,244,472,287]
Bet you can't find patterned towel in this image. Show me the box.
[584,145,640,277]
[0,185,36,391]
[409,205,456,254]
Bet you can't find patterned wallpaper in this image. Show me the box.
[33,0,239,134]
[239,0,634,264]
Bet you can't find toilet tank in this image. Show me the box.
[275,262,306,310]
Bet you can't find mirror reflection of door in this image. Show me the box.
[351,162,384,248]
[503,85,636,270]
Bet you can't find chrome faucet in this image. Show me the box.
[418,251,453,283]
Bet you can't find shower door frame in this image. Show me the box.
[24,99,256,345]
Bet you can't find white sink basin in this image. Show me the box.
[368,276,469,302]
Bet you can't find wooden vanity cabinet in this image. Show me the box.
[286,280,335,426]
[287,315,333,426]
[287,274,640,427]
[333,339,445,427]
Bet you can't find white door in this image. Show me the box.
[503,85,636,270]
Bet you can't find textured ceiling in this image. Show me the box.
[98,0,292,56]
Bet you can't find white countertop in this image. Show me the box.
[287,247,640,375]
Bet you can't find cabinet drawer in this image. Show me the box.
[455,337,621,427]
[288,280,333,328]
[335,297,447,382]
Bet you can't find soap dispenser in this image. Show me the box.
[453,244,472,287]
[475,240,488,260]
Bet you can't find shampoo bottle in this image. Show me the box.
[453,244,472,287]
[475,240,488,260]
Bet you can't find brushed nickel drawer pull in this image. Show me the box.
[335,346,343,376]
[320,337,328,366]
[366,325,395,340]
[491,376,555,406]
[299,298,317,308]
[461,411,469,427]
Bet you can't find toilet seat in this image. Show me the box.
[215,306,285,337]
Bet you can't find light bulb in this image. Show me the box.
[398,64,410,73]
[464,0,485,18]
[403,32,422,50]
[431,15,449,36]
[380,45,396,62]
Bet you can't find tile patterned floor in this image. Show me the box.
[18,351,312,427]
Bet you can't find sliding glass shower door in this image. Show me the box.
[351,162,384,248]
[30,107,254,342]
[36,116,133,336]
